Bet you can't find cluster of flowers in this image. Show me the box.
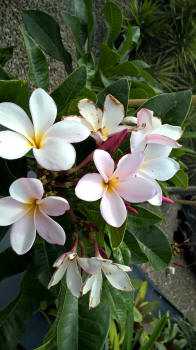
[0,88,182,306]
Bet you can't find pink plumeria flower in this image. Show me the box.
[137,144,180,205]
[64,94,127,143]
[123,108,183,153]
[75,149,157,227]
[81,257,134,309]
[0,88,90,170]
[0,178,69,254]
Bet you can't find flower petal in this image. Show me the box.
[39,196,70,216]
[9,178,43,203]
[0,131,32,159]
[102,263,133,291]
[130,130,147,153]
[78,257,102,274]
[152,124,183,140]
[66,261,82,297]
[35,208,66,245]
[146,134,181,148]
[48,261,68,288]
[0,102,34,141]
[117,177,157,203]
[10,209,36,255]
[113,152,144,179]
[142,157,180,180]
[29,88,57,139]
[152,116,162,129]
[138,173,162,206]
[0,197,29,225]
[137,108,153,128]
[81,275,95,295]
[78,99,103,131]
[100,190,127,227]
[101,95,124,135]
[93,149,114,182]
[44,119,90,143]
[89,272,103,309]
[122,116,137,124]
[75,173,105,201]
[114,263,132,272]
[33,137,76,171]
[144,144,172,160]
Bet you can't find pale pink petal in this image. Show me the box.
[137,108,153,128]
[122,116,137,124]
[81,275,95,295]
[117,177,157,203]
[75,173,105,201]
[39,196,69,216]
[48,261,68,288]
[101,95,124,135]
[35,208,66,245]
[9,178,43,203]
[78,257,102,274]
[33,137,76,171]
[153,124,183,140]
[0,131,32,160]
[53,253,67,267]
[10,209,36,255]
[93,149,114,182]
[44,119,90,143]
[102,263,133,291]
[66,261,82,297]
[142,157,180,181]
[89,272,103,309]
[0,102,34,141]
[0,197,29,225]
[100,190,127,227]
[139,173,162,206]
[78,99,103,131]
[113,152,144,179]
[146,134,181,148]
[29,88,57,139]
[144,144,172,160]
[130,130,147,152]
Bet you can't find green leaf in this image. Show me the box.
[0,65,11,80]
[182,131,196,138]
[20,27,49,90]
[103,2,122,48]
[51,66,86,118]
[113,242,131,266]
[121,311,134,350]
[97,78,129,112]
[131,26,140,44]
[112,62,139,77]
[140,301,160,315]
[133,306,143,322]
[66,87,97,115]
[0,80,29,113]
[98,44,120,73]
[140,314,168,350]
[125,232,148,265]
[83,0,95,50]
[78,53,95,89]
[135,281,148,307]
[130,87,148,99]
[139,90,192,126]
[106,220,127,248]
[78,294,111,350]
[0,47,14,66]
[33,338,57,350]
[62,12,85,56]
[131,60,150,69]
[22,10,72,73]
[170,169,188,189]
[57,288,78,350]
[0,247,30,282]
[128,207,162,226]
[118,25,132,57]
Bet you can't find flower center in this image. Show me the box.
[103,176,119,192]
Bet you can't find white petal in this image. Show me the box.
[63,115,93,131]
[105,125,128,137]
[144,144,172,160]
[0,197,29,225]
[130,131,147,153]
[9,178,43,203]
[29,88,57,139]
[10,209,36,254]
[142,158,180,180]
[93,149,114,182]
[78,99,103,131]
[153,124,183,140]
[101,95,124,135]
[75,173,105,201]
[66,261,82,297]
[114,263,132,272]
[0,102,34,141]
[113,152,144,179]
[81,275,95,295]
[39,196,70,216]
[89,272,103,308]
[102,263,133,291]
[100,190,127,227]
[78,257,102,274]
[137,108,153,128]
[33,137,76,171]
[35,208,66,245]
[117,177,157,203]
[139,173,162,206]
[0,131,32,159]
[44,119,90,143]
[152,116,162,129]
[122,116,137,124]
[48,261,68,288]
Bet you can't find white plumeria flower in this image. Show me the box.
[64,94,127,143]
[81,257,134,309]
[0,178,69,254]
[75,149,157,227]
[0,88,90,170]
[137,144,180,205]
[124,108,183,153]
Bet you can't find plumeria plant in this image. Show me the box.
[0,1,193,349]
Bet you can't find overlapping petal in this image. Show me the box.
[144,144,171,160]
[44,119,90,143]
[146,134,181,148]
[152,124,183,140]
[66,261,82,297]
[93,149,114,181]
[78,257,102,274]
[100,190,127,227]
[9,178,43,203]
[142,158,180,180]
[102,95,124,135]
[75,173,105,201]
[0,131,32,159]
[113,152,144,179]
[39,196,69,216]
[0,197,30,225]
[78,99,102,131]
[130,131,147,152]
[102,263,133,291]
[48,261,68,288]
[117,177,157,203]
[137,108,153,128]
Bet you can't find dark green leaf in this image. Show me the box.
[103,2,122,48]
[118,25,132,57]
[0,247,31,282]
[0,65,11,80]
[83,0,95,50]
[170,169,188,189]
[20,27,49,90]
[113,242,131,266]
[112,61,139,77]
[22,10,72,73]
[182,131,196,138]
[128,207,162,226]
[130,87,148,99]
[78,53,95,89]
[121,311,134,350]
[131,60,150,69]
[106,219,127,248]
[0,47,14,66]
[66,87,97,115]
[125,231,148,265]
[0,80,29,113]
[140,314,168,350]
[98,44,120,73]
[33,338,57,350]
[140,301,160,315]
[97,78,129,112]
[62,12,84,56]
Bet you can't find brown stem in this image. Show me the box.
[174,199,196,206]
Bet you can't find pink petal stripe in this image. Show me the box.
[146,134,181,148]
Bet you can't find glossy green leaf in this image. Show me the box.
[0,247,31,282]
[33,338,57,350]
[112,61,139,77]
[113,242,131,266]
[20,27,49,90]
[66,87,97,115]
[170,169,188,189]
[0,47,13,66]
[62,11,84,56]
[128,207,162,226]
[0,80,29,113]
[125,231,148,265]
[83,0,95,50]
[98,44,120,73]
[121,311,134,350]
[140,90,192,126]
[106,220,127,248]
[22,10,72,73]
[140,314,168,350]
[103,2,122,48]
[133,306,143,322]
[97,78,129,112]
[118,25,132,57]
[135,281,148,307]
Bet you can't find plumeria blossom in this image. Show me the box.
[0,178,69,254]
[63,94,127,143]
[75,149,157,227]
[0,88,90,170]
[123,108,183,153]
[136,144,180,205]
